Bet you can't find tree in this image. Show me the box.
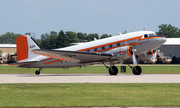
[25,32,31,36]
[35,39,41,47]
[77,32,86,42]
[40,33,50,49]
[56,30,66,48]
[0,32,21,44]
[50,31,58,37]
[156,24,180,38]
[65,31,79,44]
[86,33,99,42]
[100,34,112,39]
[49,31,58,49]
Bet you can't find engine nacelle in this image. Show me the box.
[106,46,133,60]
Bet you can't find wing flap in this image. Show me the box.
[32,49,113,63]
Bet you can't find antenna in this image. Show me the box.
[33,33,35,39]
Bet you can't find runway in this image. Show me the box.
[0,74,180,83]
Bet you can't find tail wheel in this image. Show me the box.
[109,66,118,75]
[35,70,40,75]
[132,66,142,75]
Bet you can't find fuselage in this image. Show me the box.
[19,31,166,68]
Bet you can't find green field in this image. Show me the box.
[0,83,180,107]
[1,65,180,74]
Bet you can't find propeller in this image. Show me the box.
[151,50,157,63]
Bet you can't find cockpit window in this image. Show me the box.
[144,34,148,38]
[149,33,157,37]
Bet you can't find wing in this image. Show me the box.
[32,49,113,63]
[6,61,38,66]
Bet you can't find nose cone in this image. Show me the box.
[161,37,167,43]
[158,36,167,45]
[147,36,167,51]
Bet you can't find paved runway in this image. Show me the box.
[0,74,180,83]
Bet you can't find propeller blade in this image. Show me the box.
[132,52,137,66]
[151,51,157,63]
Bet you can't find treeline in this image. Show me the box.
[0,24,180,49]
[0,31,112,49]
[0,32,21,44]
[40,30,112,49]
[156,24,180,38]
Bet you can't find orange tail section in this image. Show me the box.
[16,35,40,62]
[16,35,28,61]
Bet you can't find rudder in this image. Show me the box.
[16,35,40,62]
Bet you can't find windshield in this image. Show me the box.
[148,33,157,37]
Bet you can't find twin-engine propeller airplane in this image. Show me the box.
[16,31,166,75]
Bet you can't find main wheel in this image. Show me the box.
[132,66,142,75]
[35,70,40,75]
[109,66,118,75]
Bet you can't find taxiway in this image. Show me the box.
[0,74,180,83]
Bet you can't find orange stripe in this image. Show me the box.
[41,58,53,62]
[118,51,126,54]
[78,36,143,52]
[78,36,165,52]
[44,59,62,65]
[33,52,73,61]
[94,41,143,53]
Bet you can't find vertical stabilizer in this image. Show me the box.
[16,35,40,62]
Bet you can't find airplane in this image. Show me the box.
[16,31,166,75]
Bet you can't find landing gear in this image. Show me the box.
[35,68,43,75]
[35,70,40,75]
[128,64,142,75]
[102,61,118,75]
[132,66,142,75]
[109,66,118,75]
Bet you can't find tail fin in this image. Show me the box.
[16,35,40,62]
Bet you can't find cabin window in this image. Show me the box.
[102,46,105,50]
[90,49,94,52]
[144,34,148,38]
[117,43,120,46]
[87,50,90,52]
[109,45,112,48]
[98,47,102,50]
[112,44,117,47]
[94,48,97,51]
[105,45,109,49]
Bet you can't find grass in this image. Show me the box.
[0,65,180,74]
[0,83,180,107]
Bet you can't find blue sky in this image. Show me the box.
[0,0,180,39]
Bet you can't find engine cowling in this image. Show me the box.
[106,46,133,60]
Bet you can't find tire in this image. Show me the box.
[132,66,142,75]
[109,66,118,75]
[35,70,40,75]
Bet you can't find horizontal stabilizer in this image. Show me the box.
[6,61,38,66]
